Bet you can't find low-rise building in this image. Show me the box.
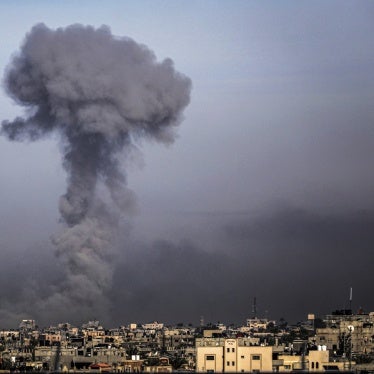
[142,322,164,330]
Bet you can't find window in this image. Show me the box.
[316,363,319,369]
[227,348,230,353]
[206,355,215,361]
[311,362,314,369]
[232,361,235,366]
[252,355,261,360]
[227,361,230,366]
[241,356,245,359]
[284,365,291,370]
[232,348,235,352]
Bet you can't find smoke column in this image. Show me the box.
[1,24,191,320]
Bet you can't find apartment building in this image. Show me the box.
[196,338,273,372]
[278,347,351,372]
[196,337,352,373]
[312,310,374,355]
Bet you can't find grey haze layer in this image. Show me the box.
[1,23,191,317]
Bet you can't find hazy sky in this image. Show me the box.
[0,0,373,327]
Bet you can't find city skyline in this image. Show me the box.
[0,302,369,331]
[2,309,373,372]
[0,1,373,327]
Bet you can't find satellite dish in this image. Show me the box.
[347,325,354,332]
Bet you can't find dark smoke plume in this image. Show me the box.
[1,23,191,319]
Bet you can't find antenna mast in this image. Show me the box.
[252,297,257,318]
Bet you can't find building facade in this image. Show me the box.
[196,338,273,372]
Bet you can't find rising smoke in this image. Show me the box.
[1,23,191,321]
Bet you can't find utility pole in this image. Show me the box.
[347,325,354,371]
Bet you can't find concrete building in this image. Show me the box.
[246,317,275,332]
[142,322,164,330]
[312,310,374,356]
[278,348,351,372]
[196,337,353,373]
[196,338,273,372]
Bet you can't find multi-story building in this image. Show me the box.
[196,337,353,373]
[246,317,275,332]
[196,337,273,372]
[312,310,374,356]
[278,348,348,372]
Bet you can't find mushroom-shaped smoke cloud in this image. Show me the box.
[1,23,191,319]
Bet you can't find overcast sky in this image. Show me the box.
[0,0,373,328]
